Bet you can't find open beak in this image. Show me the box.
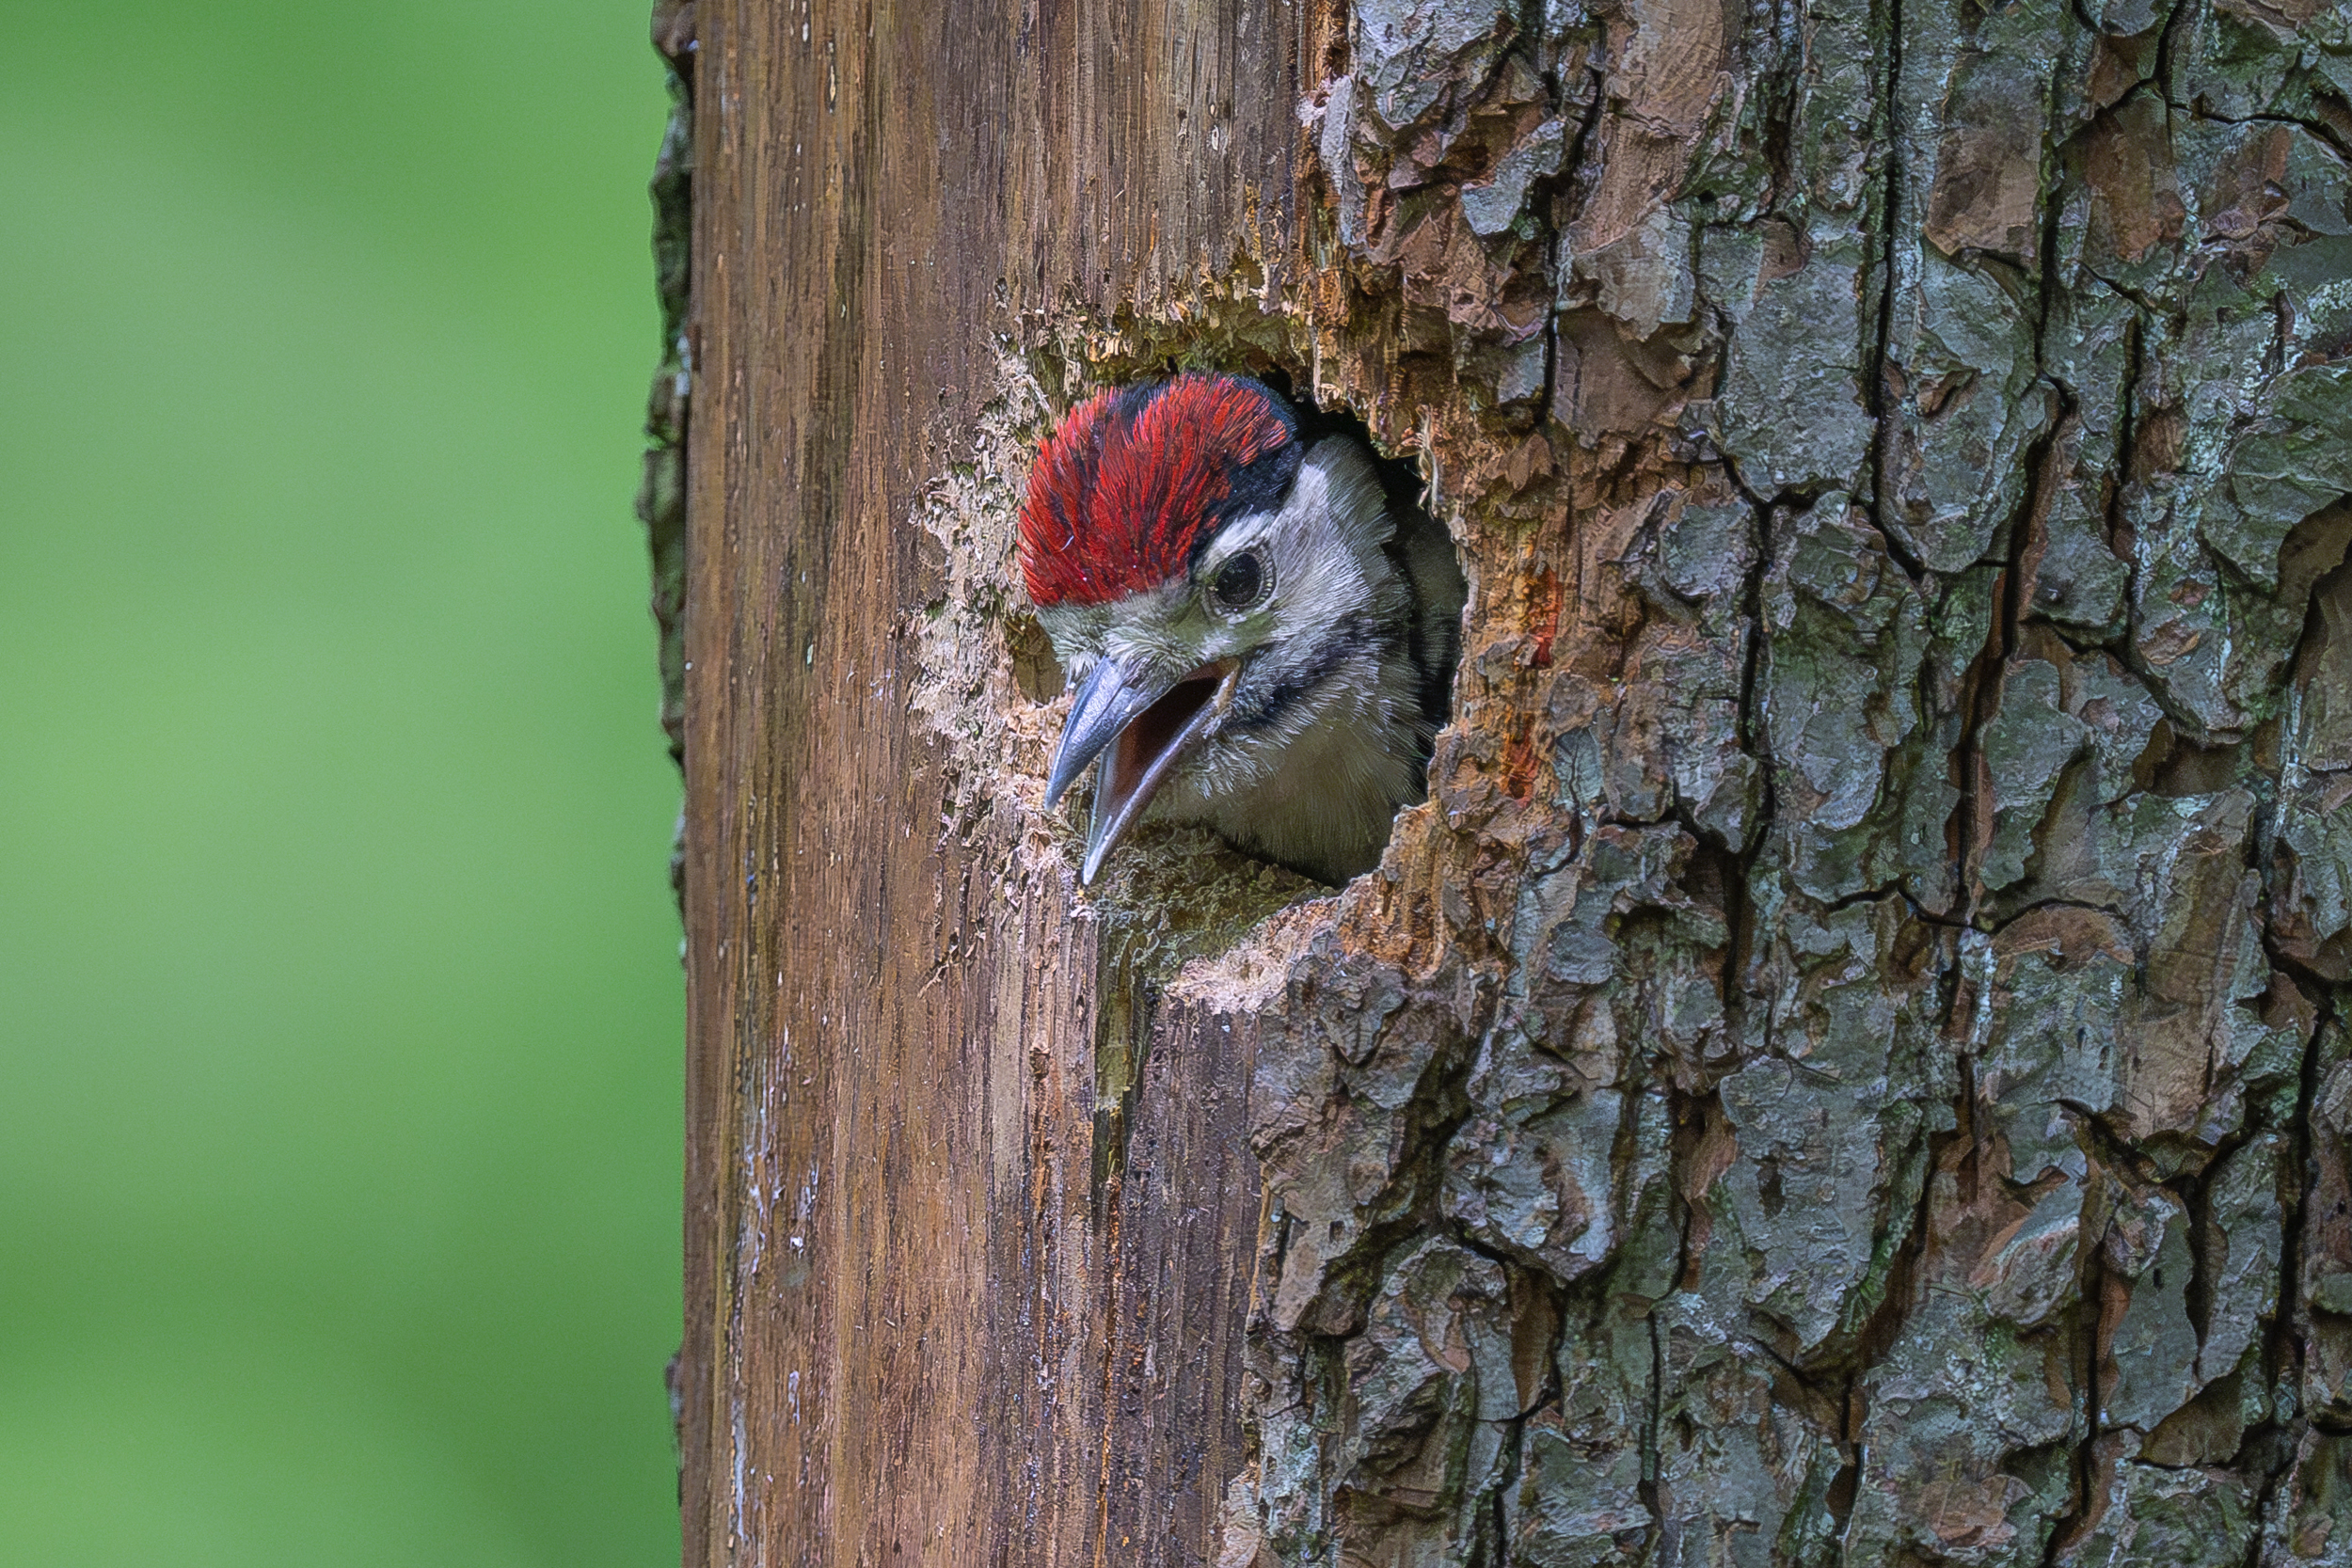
[1043,652,1240,884]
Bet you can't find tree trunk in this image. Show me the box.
[662,0,2352,1557]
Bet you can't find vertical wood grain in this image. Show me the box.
[680,0,1309,1560]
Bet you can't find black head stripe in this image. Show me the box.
[1226,609,1394,736]
[1188,419,1302,569]
[1217,435,1302,523]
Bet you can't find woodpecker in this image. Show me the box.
[1018,372,1466,886]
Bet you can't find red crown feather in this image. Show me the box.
[1019,373,1295,608]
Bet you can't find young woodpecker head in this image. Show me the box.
[1018,372,1465,886]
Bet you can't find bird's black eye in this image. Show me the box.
[1212,551,1267,610]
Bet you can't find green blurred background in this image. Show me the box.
[1,3,685,1561]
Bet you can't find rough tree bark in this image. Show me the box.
[652,0,2352,1557]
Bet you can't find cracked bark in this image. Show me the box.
[663,0,2352,1560]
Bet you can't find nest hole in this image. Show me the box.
[1004,354,1468,964]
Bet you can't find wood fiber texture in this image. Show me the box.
[676,0,1310,1562]
[668,0,2352,1558]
